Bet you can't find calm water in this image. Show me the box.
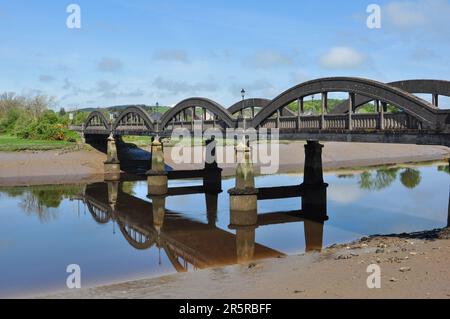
[0,162,448,297]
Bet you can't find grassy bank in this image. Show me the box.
[0,134,77,151]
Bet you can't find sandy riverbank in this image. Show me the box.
[42,228,450,299]
[1,141,449,186]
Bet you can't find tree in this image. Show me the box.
[399,168,422,189]
[59,107,66,116]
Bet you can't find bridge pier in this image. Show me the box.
[300,140,328,216]
[146,137,168,196]
[229,197,258,264]
[304,219,325,252]
[107,180,119,211]
[228,139,258,214]
[203,137,222,194]
[150,195,166,233]
[104,134,121,181]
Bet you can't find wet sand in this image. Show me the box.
[1,141,449,186]
[42,228,450,299]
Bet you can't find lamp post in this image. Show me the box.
[240,88,245,117]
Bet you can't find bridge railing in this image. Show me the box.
[258,112,422,131]
[352,113,379,130]
[384,113,420,130]
[324,114,347,129]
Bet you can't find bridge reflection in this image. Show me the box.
[76,179,328,272]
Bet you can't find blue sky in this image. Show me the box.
[0,0,449,109]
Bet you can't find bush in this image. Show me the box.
[9,109,77,141]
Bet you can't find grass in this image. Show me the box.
[122,135,295,147]
[0,134,77,151]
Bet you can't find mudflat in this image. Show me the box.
[42,228,450,299]
[1,141,449,186]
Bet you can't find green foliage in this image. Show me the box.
[287,99,344,114]
[0,92,81,143]
[358,168,400,190]
[73,111,89,125]
[400,168,422,189]
[0,184,84,222]
[437,164,450,175]
[286,98,402,114]
[358,167,422,190]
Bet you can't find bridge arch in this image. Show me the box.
[118,222,156,250]
[84,111,110,131]
[160,97,236,129]
[331,79,450,114]
[228,98,296,117]
[252,77,439,129]
[112,106,154,131]
[86,202,111,224]
[228,98,270,115]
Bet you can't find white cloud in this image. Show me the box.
[153,77,218,95]
[384,0,450,33]
[246,50,294,69]
[152,49,190,63]
[97,57,123,72]
[38,74,55,83]
[320,46,365,70]
[329,184,365,204]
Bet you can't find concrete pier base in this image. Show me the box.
[151,195,166,233]
[104,134,120,181]
[304,220,325,252]
[147,137,168,196]
[228,140,258,213]
[235,227,256,264]
[229,210,258,264]
[107,181,119,209]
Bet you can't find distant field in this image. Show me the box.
[0,134,76,151]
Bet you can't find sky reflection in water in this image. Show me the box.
[0,163,448,297]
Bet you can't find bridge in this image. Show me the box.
[71,77,450,146]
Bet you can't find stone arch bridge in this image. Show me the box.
[71,77,450,146]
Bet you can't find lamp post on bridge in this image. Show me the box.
[240,88,245,116]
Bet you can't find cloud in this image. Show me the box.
[96,80,144,99]
[320,46,365,70]
[288,71,310,85]
[384,0,450,34]
[245,50,294,69]
[152,49,190,63]
[38,74,55,83]
[409,47,437,61]
[153,77,218,95]
[97,57,123,72]
[328,184,365,204]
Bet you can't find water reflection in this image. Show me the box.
[80,181,328,270]
[338,167,423,190]
[0,162,448,297]
[0,185,83,222]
